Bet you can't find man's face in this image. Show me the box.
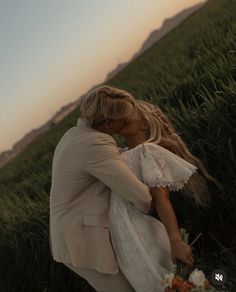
[99,118,127,135]
[117,108,145,137]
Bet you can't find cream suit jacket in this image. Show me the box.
[49,118,152,274]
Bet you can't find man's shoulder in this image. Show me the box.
[76,118,116,144]
[87,131,116,147]
[77,125,116,146]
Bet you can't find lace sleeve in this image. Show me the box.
[139,143,198,191]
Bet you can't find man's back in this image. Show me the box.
[50,121,120,273]
[49,118,152,274]
[50,124,104,217]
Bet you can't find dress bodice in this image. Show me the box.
[109,143,197,291]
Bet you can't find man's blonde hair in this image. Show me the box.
[78,85,136,128]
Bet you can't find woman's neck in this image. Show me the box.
[124,132,147,149]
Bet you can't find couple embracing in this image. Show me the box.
[49,85,214,292]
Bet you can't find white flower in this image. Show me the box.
[161,273,174,288]
[189,268,206,287]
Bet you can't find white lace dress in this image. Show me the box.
[109,142,198,292]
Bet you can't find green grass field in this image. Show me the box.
[0,0,235,291]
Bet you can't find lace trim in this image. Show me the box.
[147,167,197,191]
[139,143,198,191]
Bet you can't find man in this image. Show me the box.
[49,85,152,292]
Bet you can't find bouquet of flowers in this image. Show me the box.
[161,228,216,292]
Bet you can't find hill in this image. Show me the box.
[106,1,207,80]
[0,101,80,168]
[0,1,207,169]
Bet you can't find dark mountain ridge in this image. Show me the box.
[106,2,207,81]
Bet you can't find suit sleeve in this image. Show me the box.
[85,135,152,214]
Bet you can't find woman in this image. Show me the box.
[109,99,219,292]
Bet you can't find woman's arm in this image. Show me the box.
[150,186,181,241]
[150,186,194,267]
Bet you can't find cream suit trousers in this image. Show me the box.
[64,263,135,292]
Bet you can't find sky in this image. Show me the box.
[0,0,206,153]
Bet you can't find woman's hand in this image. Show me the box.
[170,239,195,267]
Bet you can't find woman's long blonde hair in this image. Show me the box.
[135,99,222,208]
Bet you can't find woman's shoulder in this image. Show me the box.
[138,142,198,173]
[135,142,167,153]
[136,142,198,190]
[118,142,171,157]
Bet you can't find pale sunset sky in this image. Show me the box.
[0,0,206,153]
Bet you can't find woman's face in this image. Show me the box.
[118,108,147,137]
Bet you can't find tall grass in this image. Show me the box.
[0,0,235,290]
